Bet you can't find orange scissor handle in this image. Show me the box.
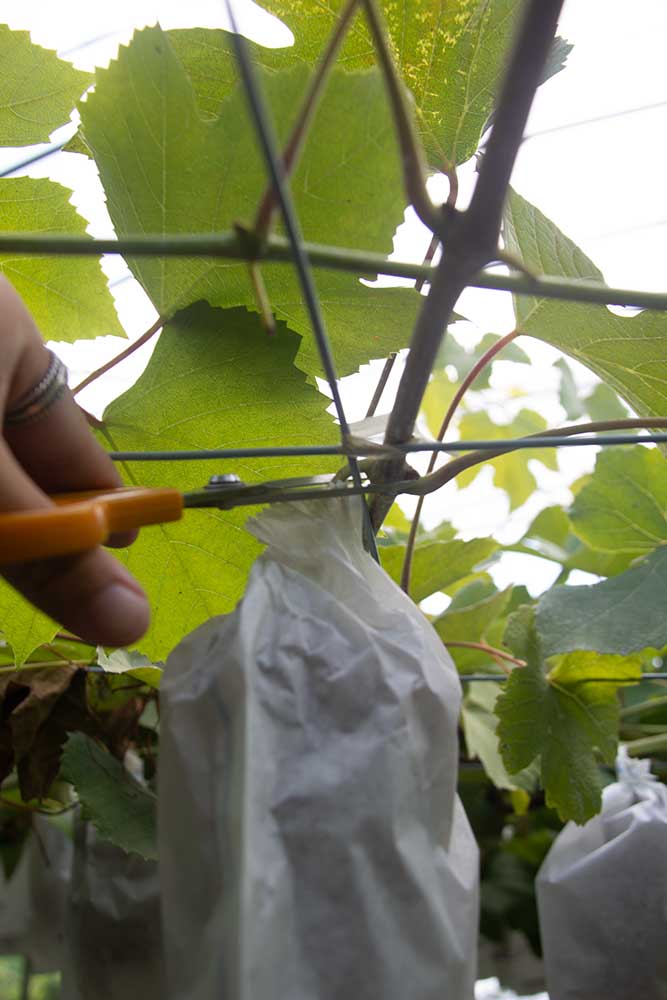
[0,487,184,564]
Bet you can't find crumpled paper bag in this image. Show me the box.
[60,816,164,999]
[159,498,479,1000]
[536,746,667,1000]
[0,812,162,997]
[0,814,71,971]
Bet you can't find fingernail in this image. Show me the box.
[87,581,150,646]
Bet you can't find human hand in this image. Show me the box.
[0,277,150,646]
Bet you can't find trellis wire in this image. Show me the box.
[107,433,667,463]
[222,0,379,562]
[461,673,667,684]
[0,139,68,179]
[3,228,667,312]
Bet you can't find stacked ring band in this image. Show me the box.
[5,350,69,427]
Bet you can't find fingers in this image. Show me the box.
[0,278,149,645]
[5,381,137,549]
[2,548,150,648]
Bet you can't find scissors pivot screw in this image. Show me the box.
[205,474,243,489]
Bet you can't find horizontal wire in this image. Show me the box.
[107,432,667,462]
[524,99,667,140]
[0,139,68,179]
[586,218,667,240]
[80,665,667,683]
[461,673,667,684]
[2,229,667,311]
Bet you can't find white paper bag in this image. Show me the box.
[536,747,667,1000]
[60,817,164,999]
[0,814,71,971]
[159,498,479,1000]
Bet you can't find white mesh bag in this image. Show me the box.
[537,747,667,1000]
[159,498,479,1000]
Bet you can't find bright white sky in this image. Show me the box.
[2,0,666,602]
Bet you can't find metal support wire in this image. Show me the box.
[107,432,667,463]
[3,227,667,312]
[223,0,379,562]
[0,139,69,179]
[461,673,667,684]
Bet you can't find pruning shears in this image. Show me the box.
[0,473,389,565]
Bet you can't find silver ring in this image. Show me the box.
[5,350,69,427]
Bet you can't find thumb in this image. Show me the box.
[2,545,151,649]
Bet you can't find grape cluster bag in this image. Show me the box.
[537,747,667,1000]
[159,498,479,1000]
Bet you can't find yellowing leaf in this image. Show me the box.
[248,0,526,167]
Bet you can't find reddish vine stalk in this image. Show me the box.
[443,640,525,672]
[72,315,164,397]
[400,330,520,593]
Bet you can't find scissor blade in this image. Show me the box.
[184,479,373,510]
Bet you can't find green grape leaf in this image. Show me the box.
[536,546,667,658]
[61,733,157,860]
[381,536,498,602]
[381,503,413,536]
[80,25,421,377]
[0,178,122,341]
[497,607,640,822]
[539,35,574,87]
[249,1,526,167]
[564,544,635,579]
[61,129,91,157]
[584,382,629,423]
[421,371,458,438]
[456,410,558,509]
[462,681,526,790]
[555,358,585,420]
[101,303,337,661]
[518,505,570,561]
[434,581,511,671]
[0,583,58,667]
[0,26,91,145]
[96,648,162,690]
[436,332,530,391]
[504,188,667,420]
[515,505,635,578]
[501,602,533,661]
[570,446,667,554]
